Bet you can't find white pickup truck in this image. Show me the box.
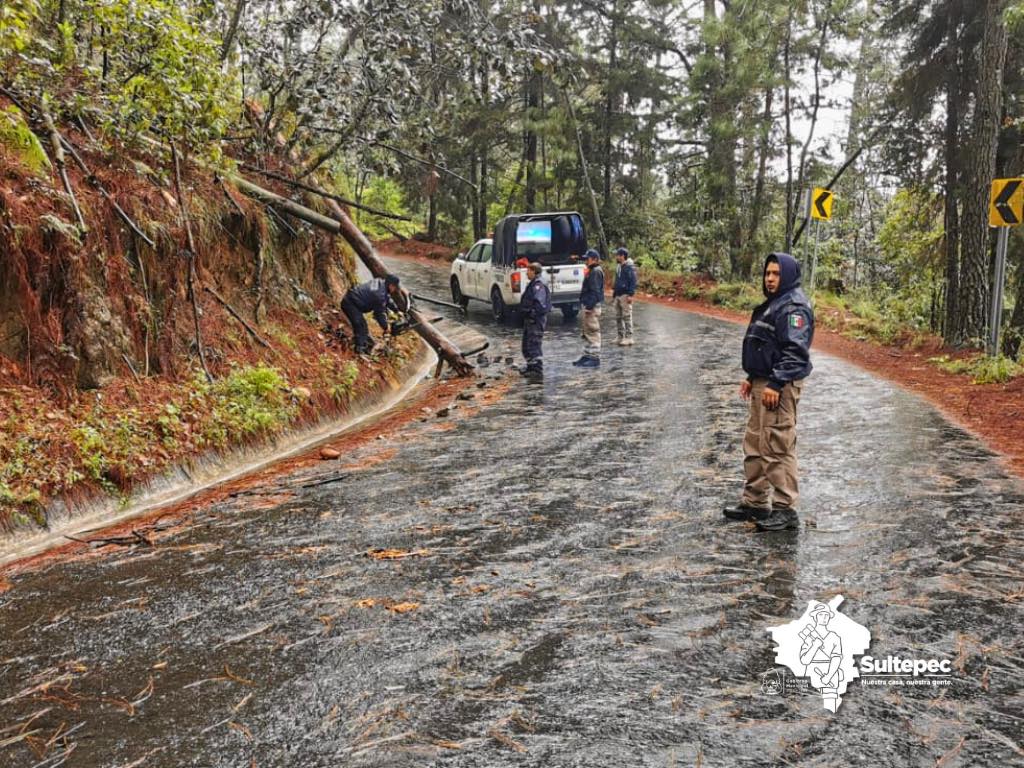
[449,212,589,321]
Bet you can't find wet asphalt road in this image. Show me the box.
[1,257,1023,767]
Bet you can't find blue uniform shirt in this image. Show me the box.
[741,252,814,391]
[580,265,605,310]
[521,277,551,322]
[345,278,397,330]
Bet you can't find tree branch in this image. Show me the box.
[171,142,212,383]
[355,138,479,192]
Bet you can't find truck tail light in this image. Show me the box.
[511,271,522,293]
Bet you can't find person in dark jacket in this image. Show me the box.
[573,249,604,368]
[723,252,814,531]
[519,262,551,376]
[341,274,403,354]
[612,246,638,346]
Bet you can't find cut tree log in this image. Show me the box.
[240,163,412,221]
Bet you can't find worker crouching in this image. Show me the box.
[341,274,403,354]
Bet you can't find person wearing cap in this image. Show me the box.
[573,249,604,368]
[519,262,551,376]
[722,252,814,531]
[798,602,844,712]
[612,246,637,346]
[340,274,403,354]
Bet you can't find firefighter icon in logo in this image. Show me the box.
[768,595,870,712]
[799,603,844,710]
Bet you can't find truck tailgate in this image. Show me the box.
[550,264,584,293]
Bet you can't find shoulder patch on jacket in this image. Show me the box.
[788,313,806,329]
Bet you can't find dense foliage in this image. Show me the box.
[2,0,1023,352]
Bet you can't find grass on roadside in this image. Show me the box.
[0,333,418,531]
[929,354,1024,384]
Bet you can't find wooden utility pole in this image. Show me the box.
[562,86,608,257]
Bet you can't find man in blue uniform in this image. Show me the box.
[341,274,403,354]
[520,262,550,376]
[723,252,814,531]
[573,249,604,368]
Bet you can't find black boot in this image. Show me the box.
[754,506,800,531]
[723,504,770,522]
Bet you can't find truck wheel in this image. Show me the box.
[491,287,508,322]
[451,277,469,310]
[561,305,579,321]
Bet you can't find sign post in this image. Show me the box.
[799,189,811,279]
[811,219,821,294]
[987,178,1023,356]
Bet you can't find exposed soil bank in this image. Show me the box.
[377,237,456,263]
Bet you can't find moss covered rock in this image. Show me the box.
[0,106,50,175]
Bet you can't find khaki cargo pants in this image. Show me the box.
[614,295,633,340]
[742,378,804,510]
[582,306,602,357]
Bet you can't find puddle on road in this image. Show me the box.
[1,259,1022,766]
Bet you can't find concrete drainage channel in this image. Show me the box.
[0,342,437,568]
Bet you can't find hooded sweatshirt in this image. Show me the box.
[344,278,397,330]
[741,252,814,390]
[613,258,638,297]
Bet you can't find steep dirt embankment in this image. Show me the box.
[0,101,426,534]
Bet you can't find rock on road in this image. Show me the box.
[1,257,1022,767]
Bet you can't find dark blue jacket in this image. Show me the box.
[613,258,637,297]
[580,264,605,310]
[741,253,814,391]
[521,277,551,324]
[344,278,396,329]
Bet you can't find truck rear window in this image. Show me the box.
[517,221,552,257]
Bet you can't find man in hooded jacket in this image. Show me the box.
[341,274,403,354]
[723,253,814,531]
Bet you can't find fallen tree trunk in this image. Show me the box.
[238,102,473,377]
[227,174,473,376]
